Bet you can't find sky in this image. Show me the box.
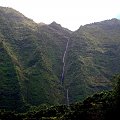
[0,0,120,31]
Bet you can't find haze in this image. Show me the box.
[0,0,120,31]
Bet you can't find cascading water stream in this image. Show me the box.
[61,37,69,85]
[60,37,70,106]
[66,88,69,106]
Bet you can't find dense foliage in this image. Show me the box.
[0,41,24,111]
[1,6,120,113]
[0,75,120,120]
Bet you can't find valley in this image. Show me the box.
[0,7,120,113]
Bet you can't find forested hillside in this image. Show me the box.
[1,75,120,120]
[0,7,120,112]
[64,18,120,102]
[0,7,71,109]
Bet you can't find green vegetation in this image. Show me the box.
[64,18,120,103]
[1,6,120,114]
[0,75,120,120]
[0,6,71,110]
[0,41,24,111]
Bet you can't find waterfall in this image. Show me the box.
[67,89,69,106]
[61,37,69,85]
[60,37,70,106]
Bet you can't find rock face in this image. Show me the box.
[0,7,120,111]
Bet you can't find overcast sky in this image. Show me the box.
[0,0,120,31]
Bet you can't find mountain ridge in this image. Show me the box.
[0,6,120,111]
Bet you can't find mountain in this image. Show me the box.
[64,18,120,102]
[0,7,71,110]
[0,6,120,111]
[0,41,24,111]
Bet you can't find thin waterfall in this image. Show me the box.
[67,88,69,106]
[61,37,69,85]
[60,37,70,106]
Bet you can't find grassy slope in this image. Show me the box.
[0,7,72,108]
[64,19,120,103]
[0,40,24,111]
[1,6,120,110]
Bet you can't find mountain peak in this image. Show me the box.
[0,6,25,18]
[99,18,120,24]
[38,22,46,26]
[49,21,72,34]
[49,21,62,28]
[110,18,119,21]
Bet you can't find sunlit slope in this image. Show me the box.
[0,7,71,108]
